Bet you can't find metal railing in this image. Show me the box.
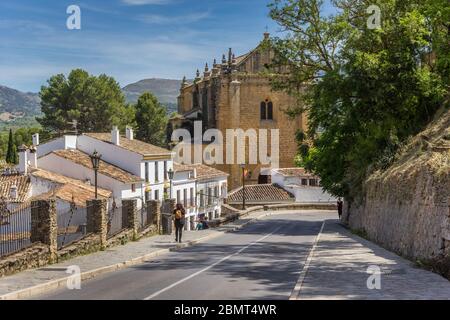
[57,202,88,249]
[107,202,124,239]
[137,204,149,232]
[0,201,35,258]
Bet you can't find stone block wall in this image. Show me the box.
[343,108,450,261]
[0,244,50,278]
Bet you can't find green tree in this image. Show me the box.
[268,0,449,200]
[38,69,133,133]
[5,129,16,164]
[134,92,168,147]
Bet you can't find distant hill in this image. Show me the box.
[0,85,41,117]
[122,78,182,114]
[0,78,182,129]
[0,85,41,129]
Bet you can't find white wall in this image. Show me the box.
[38,153,142,207]
[197,177,227,220]
[37,136,78,158]
[290,187,336,203]
[77,135,143,177]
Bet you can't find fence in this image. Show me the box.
[57,202,88,249]
[0,201,35,258]
[107,202,124,239]
[137,203,151,232]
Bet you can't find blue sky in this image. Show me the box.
[0,0,335,92]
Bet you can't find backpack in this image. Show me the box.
[175,210,183,220]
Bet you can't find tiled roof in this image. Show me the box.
[52,149,142,183]
[174,163,228,180]
[0,174,31,203]
[31,168,112,203]
[31,184,109,208]
[84,133,172,157]
[228,184,294,203]
[274,168,316,177]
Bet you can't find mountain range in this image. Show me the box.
[0,78,182,126]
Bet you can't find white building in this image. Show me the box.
[6,126,229,217]
[271,168,336,203]
[173,163,228,231]
[32,127,174,209]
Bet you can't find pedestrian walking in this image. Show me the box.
[173,203,186,243]
[337,198,343,219]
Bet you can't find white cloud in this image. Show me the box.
[137,11,210,25]
[121,0,173,5]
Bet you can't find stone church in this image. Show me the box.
[169,33,307,189]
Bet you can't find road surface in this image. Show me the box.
[36,211,334,300]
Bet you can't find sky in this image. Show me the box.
[0,0,335,93]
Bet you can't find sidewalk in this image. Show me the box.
[0,210,267,300]
[296,220,450,300]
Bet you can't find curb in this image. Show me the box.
[0,211,269,300]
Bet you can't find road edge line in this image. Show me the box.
[289,220,326,300]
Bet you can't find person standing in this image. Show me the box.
[337,198,343,219]
[173,203,186,243]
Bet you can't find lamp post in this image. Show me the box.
[89,150,102,199]
[168,168,174,199]
[240,164,246,210]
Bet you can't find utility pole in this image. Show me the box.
[240,164,246,210]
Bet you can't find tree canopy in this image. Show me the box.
[37,69,134,134]
[268,0,449,200]
[134,92,168,147]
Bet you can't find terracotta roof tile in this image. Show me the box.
[84,133,172,157]
[31,184,110,208]
[274,168,316,177]
[228,184,294,203]
[52,149,142,183]
[31,168,112,199]
[0,174,31,203]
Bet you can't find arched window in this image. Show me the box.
[260,100,274,120]
[260,102,267,120]
[267,101,273,120]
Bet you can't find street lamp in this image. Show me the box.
[89,150,102,199]
[167,168,174,199]
[240,164,246,210]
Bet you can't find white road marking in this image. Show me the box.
[143,226,283,300]
[289,220,326,300]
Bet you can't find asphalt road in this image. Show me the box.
[36,211,335,300]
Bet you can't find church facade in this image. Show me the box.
[170,33,307,189]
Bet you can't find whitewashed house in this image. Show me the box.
[32,127,175,209]
[173,163,228,230]
[271,168,336,203]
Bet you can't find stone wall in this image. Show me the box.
[343,108,450,261]
[0,198,163,278]
[0,244,50,278]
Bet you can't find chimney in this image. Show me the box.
[32,133,39,146]
[29,146,38,169]
[126,126,134,141]
[18,145,28,174]
[111,126,120,146]
[10,184,18,201]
